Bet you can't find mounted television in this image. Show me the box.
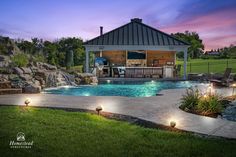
[127,51,146,59]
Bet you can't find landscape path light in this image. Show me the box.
[207,83,214,95]
[96,105,103,115]
[170,121,176,128]
[24,98,31,107]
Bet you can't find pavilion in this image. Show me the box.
[83,18,189,79]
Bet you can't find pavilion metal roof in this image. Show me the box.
[84,18,189,46]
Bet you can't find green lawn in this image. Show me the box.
[0,106,236,157]
[176,59,236,75]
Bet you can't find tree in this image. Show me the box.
[2,35,85,68]
[172,31,204,59]
[17,40,34,54]
[43,41,58,65]
[226,44,236,58]
[176,51,184,59]
[74,47,85,66]
[0,36,16,55]
[66,50,74,69]
[57,37,84,67]
[31,38,44,54]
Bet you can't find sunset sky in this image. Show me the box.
[0,0,236,50]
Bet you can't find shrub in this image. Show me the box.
[197,95,223,115]
[11,53,29,67]
[180,88,224,116]
[32,54,46,63]
[200,55,209,59]
[180,88,200,111]
[70,65,83,73]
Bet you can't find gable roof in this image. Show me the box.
[84,18,189,46]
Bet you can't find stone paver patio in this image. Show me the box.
[0,88,236,139]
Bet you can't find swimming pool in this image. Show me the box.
[44,81,198,97]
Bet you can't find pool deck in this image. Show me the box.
[0,88,236,139]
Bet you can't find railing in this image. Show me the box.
[177,59,236,75]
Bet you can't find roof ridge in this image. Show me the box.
[84,20,190,46]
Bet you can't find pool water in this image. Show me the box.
[44,81,197,97]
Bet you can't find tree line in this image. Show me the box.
[1,31,236,69]
[172,31,236,59]
[0,36,85,69]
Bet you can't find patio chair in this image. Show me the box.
[210,68,233,86]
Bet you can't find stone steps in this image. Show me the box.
[0,81,22,95]
[0,88,22,95]
[0,81,11,89]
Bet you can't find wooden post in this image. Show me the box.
[100,50,103,57]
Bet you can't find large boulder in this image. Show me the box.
[75,77,81,84]
[13,67,23,75]
[43,63,57,71]
[11,79,27,88]
[0,55,10,68]
[19,74,32,81]
[34,74,45,86]
[76,73,94,78]
[91,76,98,85]
[75,73,97,85]
[0,55,5,62]
[23,84,41,93]
[35,62,57,71]
[8,74,20,81]
[0,67,12,74]
[30,66,40,73]
[0,74,9,81]
[34,70,47,80]
[20,67,32,74]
